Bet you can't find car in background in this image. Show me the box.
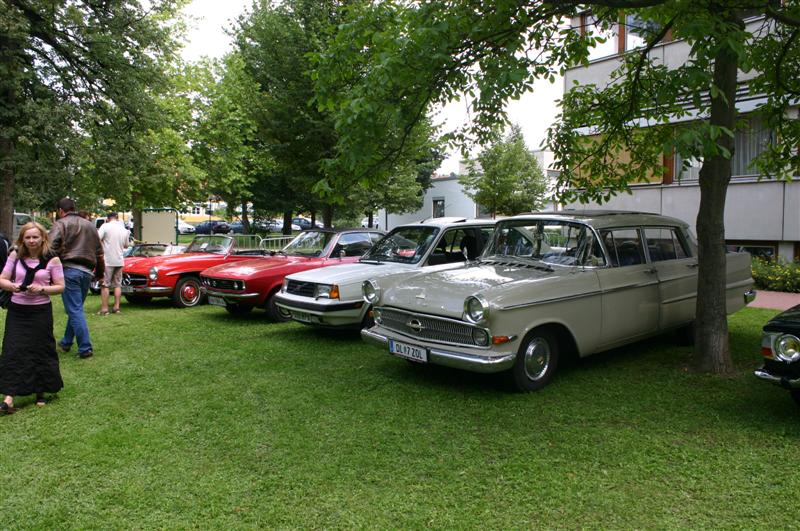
[178,219,196,234]
[229,221,246,234]
[200,228,384,319]
[268,219,302,232]
[90,243,187,294]
[754,304,800,406]
[194,220,231,234]
[274,218,495,329]
[121,235,266,307]
[292,217,324,230]
[361,210,755,392]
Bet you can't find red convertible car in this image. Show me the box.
[200,228,384,319]
[122,235,266,308]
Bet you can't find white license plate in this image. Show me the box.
[120,285,133,294]
[208,295,226,307]
[389,339,428,363]
[292,311,312,322]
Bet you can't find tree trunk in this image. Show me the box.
[0,137,13,237]
[367,211,374,228]
[322,204,334,228]
[693,31,738,374]
[282,210,292,236]
[241,200,250,233]
[0,34,19,237]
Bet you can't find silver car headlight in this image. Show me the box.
[463,295,489,324]
[775,334,800,363]
[281,278,289,292]
[148,267,158,281]
[471,328,490,347]
[363,279,381,304]
[315,284,339,299]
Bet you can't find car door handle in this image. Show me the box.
[686,262,699,269]
[644,268,658,274]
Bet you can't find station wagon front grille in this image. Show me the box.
[379,307,482,347]
[123,273,147,287]
[286,280,316,297]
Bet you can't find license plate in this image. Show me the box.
[120,285,133,294]
[389,339,428,363]
[208,295,226,307]
[292,310,312,322]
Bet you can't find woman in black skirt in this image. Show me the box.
[0,222,65,414]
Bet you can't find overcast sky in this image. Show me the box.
[180,0,562,174]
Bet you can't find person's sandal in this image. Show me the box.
[111,308,121,314]
[36,395,46,407]
[0,402,16,414]
[95,310,109,316]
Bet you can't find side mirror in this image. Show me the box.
[339,249,346,259]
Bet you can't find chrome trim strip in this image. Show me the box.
[501,290,602,310]
[360,328,515,373]
[601,281,659,294]
[661,293,697,305]
[754,368,800,389]
[134,287,172,294]
[202,288,259,299]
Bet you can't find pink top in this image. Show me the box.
[2,252,64,305]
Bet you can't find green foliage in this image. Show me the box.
[752,258,800,293]
[459,124,548,217]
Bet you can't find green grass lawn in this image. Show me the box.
[0,299,796,528]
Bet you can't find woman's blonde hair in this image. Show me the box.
[15,222,50,259]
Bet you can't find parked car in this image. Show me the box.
[267,219,302,232]
[229,221,245,234]
[274,218,496,329]
[200,228,384,319]
[361,210,756,392]
[292,217,324,230]
[194,220,231,234]
[178,219,196,234]
[121,235,266,307]
[90,243,187,294]
[754,304,800,405]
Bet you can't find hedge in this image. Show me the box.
[751,257,800,293]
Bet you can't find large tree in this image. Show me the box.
[460,124,548,217]
[0,0,183,230]
[315,1,800,373]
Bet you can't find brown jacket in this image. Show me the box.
[50,213,105,278]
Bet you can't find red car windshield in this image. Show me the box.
[185,235,233,254]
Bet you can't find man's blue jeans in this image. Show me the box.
[60,267,93,354]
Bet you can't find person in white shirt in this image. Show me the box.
[97,212,129,315]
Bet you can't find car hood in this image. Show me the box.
[202,254,319,279]
[287,261,417,285]
[381,262,579,319]
[124,252,221,273]
[764,304,800,335]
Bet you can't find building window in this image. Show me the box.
[191,206,201,215]
[432,198,445,218]
[726,241,777,259]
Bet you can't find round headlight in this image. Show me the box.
[776,334,800,363]
[464,295,489,324]
[373,308,383,325]
[148,267,158,281]
[471,328,490,347]
[363,280,380,304]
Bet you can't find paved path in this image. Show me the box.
[749,290,800,311]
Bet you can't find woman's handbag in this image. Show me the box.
[0,258,17,309]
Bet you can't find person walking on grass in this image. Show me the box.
[0,222,65,414]
[49,198,104,359]
[97,212,129,315]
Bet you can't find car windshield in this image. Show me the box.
[185,235,233,254]
[281,230,334,257]
[486,219,605,267]
[126,244,167,258]
[362,226,439,264]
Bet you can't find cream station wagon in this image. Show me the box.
[361,211,756,392]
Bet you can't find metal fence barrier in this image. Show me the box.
[260,236,294,251]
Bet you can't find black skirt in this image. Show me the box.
[0,301,63,396]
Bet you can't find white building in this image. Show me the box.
[563,12,799,260]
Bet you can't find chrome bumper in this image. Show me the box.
[202,288,259,300]
[361,328,516,374]
[754,367,800,389]
[129,286,171,294]
[744,289,756,305]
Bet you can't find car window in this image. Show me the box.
[426,229,474,265]
[332,233,374,257]
[362,226,439,264]
[283,230,334,257]
[644,227,690,261]
[601,229,645,267]
[185,235,232,254]
[487,220,605,267]
[369,233,383,245]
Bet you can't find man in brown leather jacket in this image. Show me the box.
[49,198,105,359]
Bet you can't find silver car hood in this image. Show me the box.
[287,261,418,285]
[381,262,570,319]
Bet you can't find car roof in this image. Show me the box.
[398,217,497,230]
[300,227,385,234]
[507,209,689,230]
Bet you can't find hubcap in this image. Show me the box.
[182,283,199,304]
[523,337,550,381]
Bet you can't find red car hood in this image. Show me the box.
[202,255,320,280]
[124,252,222,274]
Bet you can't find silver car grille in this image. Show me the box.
[379,307,482,347]
[286,280,315,297]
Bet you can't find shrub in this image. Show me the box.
[751,257,800,293]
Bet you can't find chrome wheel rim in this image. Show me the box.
[523,337,550,381]
[181,282,200,305]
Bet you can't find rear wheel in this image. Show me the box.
[225,303,253,315]
[264,292,291,322]
[124,294,151,304]
[509,328,559,392]
[173,277,204,308]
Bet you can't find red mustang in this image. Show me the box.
[200,228,384,319]
[122,235,266,308]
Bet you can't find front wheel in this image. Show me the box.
[264,292,291,322]
[173,277,204,308]
[509,328,559,392]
